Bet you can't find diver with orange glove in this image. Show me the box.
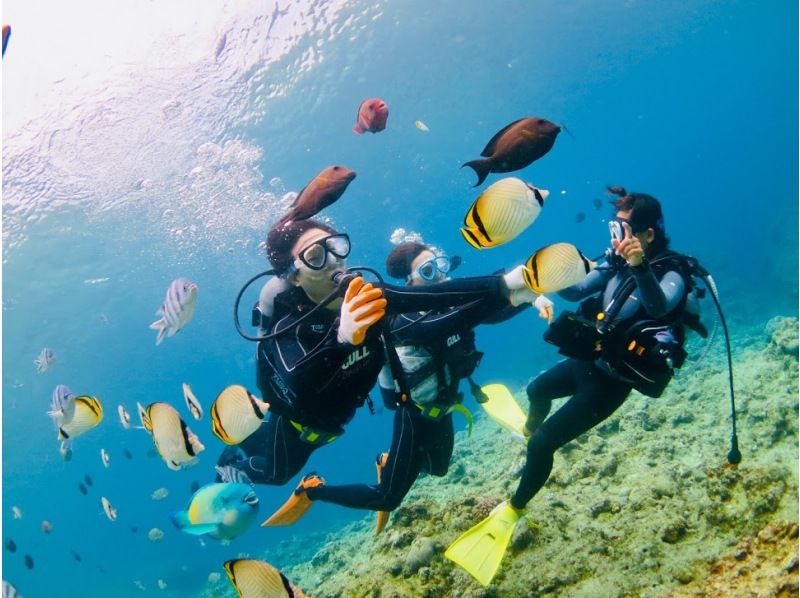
[216,217,534,490]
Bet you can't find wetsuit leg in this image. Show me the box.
[420,414,454,477]
[308,405,423,511]
[216,414,316,486]
[511,362,631,510]
[525,359,581,434]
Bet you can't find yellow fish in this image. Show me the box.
[523,242,596,293]
[414,120,430,132]
[51,394,103,441]
[223,558,308,598]
[210,385,269,445]
[138,402,205,471]
[460,177,548,249]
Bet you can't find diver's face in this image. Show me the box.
[611,209,655,253]
[289,228,345,304]
[408,250,446,286]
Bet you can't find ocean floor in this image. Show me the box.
[202,315,798,597]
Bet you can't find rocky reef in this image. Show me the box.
[202,316,798,597]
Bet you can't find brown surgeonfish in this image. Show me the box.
[279,166,356,224]
[463,117,561,187]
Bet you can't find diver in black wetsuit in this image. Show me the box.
[293,242,553,532]
[218,219,538,490]
[511,187,691,510]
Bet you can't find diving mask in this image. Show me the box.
[296,233,351,271]
[412,255,462,282]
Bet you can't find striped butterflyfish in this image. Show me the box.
[523,242,596,293]
[210,385,269,445]
[223,558,308,598]
[138,402,205,471]
[460,177,548,249]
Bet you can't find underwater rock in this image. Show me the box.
[403,536,438,576]
[666,520,799,597]
[765,316,799,355]
[661,518,689,543]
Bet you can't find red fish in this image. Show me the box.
[2,25,10,58]
[353,98,388,134]
[280,166,357,224]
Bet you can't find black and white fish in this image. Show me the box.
[182,383,203,420]
[34,347,55,373]
[101,497,117,522]
[118,405,132,429]
[100,448,110,468]
[149,278,198,345]
[3,580,20,597]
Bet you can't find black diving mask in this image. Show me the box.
[296,233,351,270]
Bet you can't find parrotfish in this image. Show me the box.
[463,117,561,187]
[171,482,259,542]
[353,98,388,134]
[149,278,198,345]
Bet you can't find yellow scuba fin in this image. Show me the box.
[479,384,526,439]
[450,403,473,437]
[445,501,521,586]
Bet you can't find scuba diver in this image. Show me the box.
[260,240,554,530]
[445,186,741,586]
[216,218,544,496]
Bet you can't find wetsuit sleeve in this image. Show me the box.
[390,292,514,344]
[557,268,612,302]
[630,267,685,318]
[381,275,507,314]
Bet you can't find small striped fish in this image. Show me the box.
[150,278,198,345]
[34,347,55,373]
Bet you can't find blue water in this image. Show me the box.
[2,1,797,596]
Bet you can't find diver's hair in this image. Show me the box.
[386,242,429,280]
[608,186,670,255]
[266,218,338,276]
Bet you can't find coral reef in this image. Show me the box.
[201,318,798,597]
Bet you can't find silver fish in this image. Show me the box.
[2,580,19,598]
[100,448,110,468]
[182,383,203,420]
[48,385,76,424]
[34,347,55,373]
[118,405,132,430]
[149,278,198,345]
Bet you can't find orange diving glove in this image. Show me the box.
[336,276,387,346]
